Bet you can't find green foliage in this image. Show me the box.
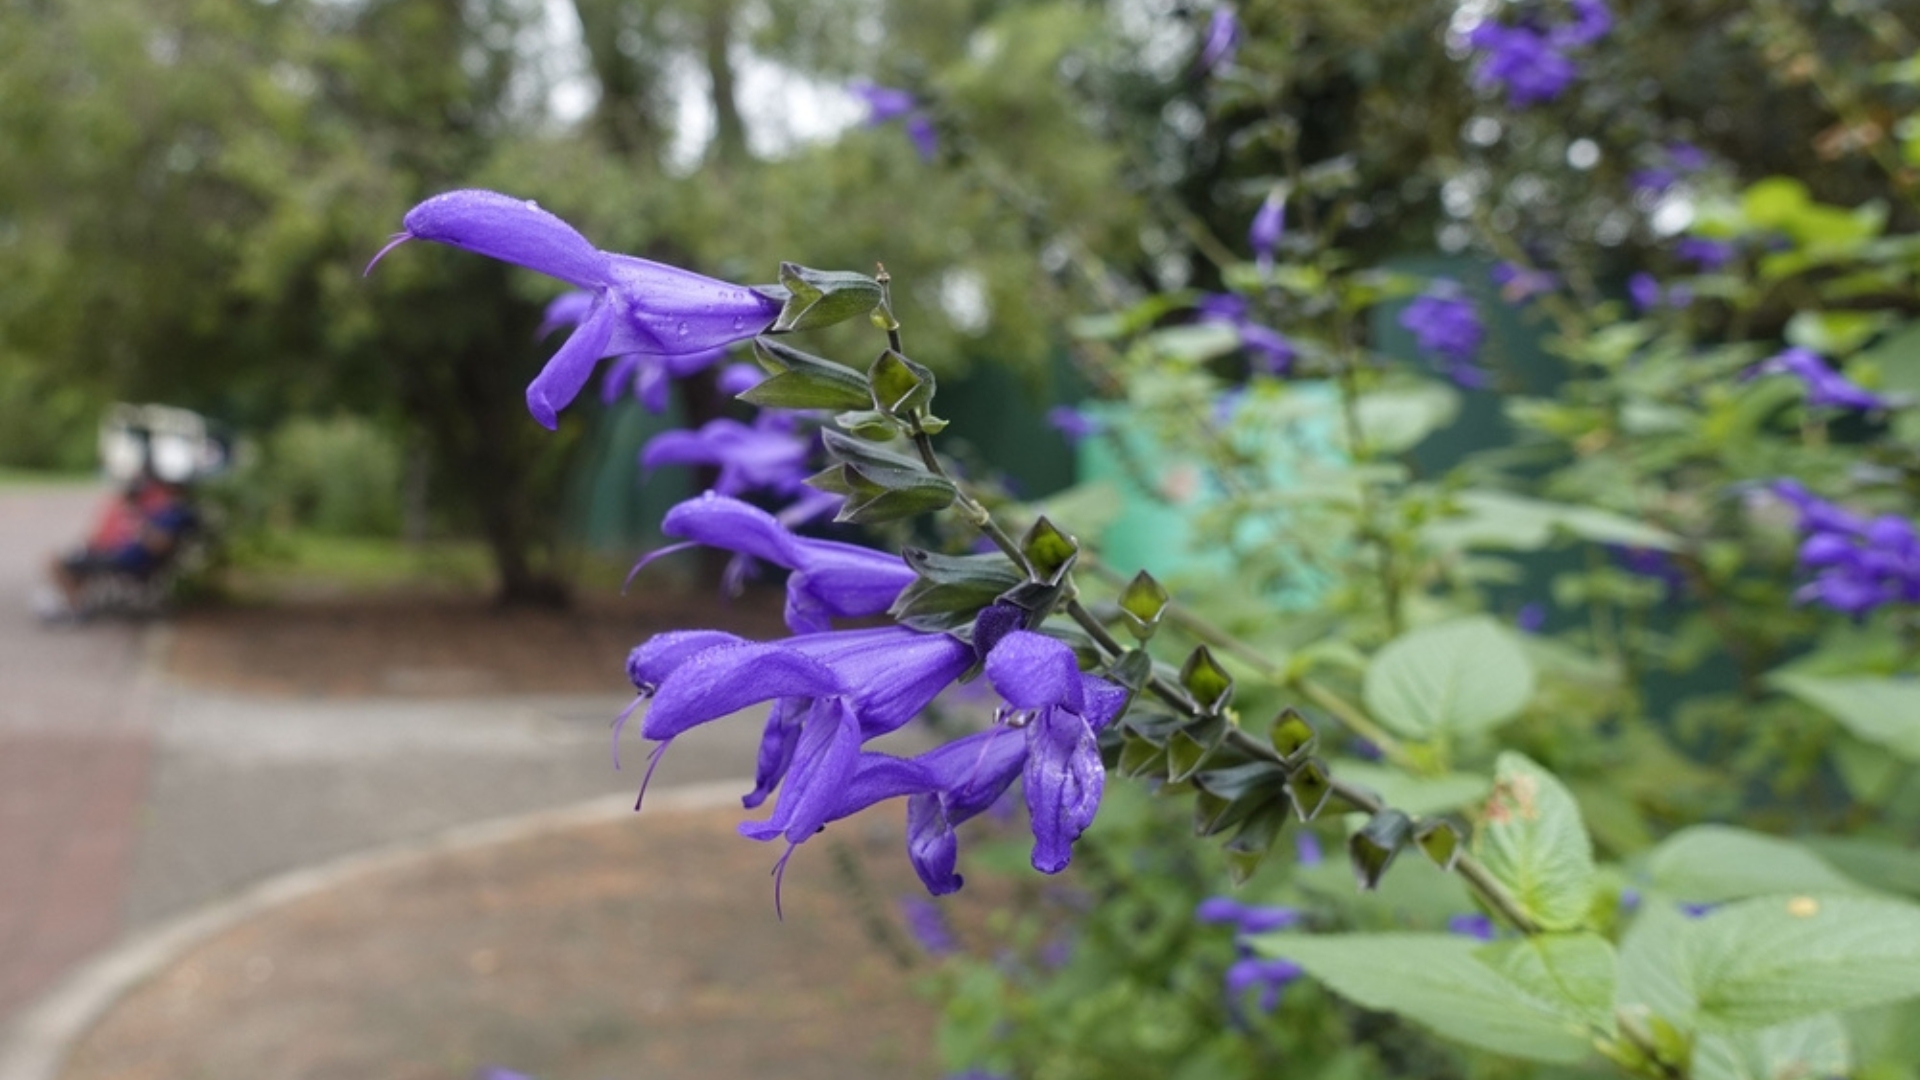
[1363,617,1537,740]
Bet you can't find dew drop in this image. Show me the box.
[524,199,540,211]
[676,321,690,338]
[731,316,745,331]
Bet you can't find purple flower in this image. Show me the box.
[1768,480,1920,617]
[1516,602,1547,634]
[904,115,939,162]
[1551,0,1612,47]
[1448,913,1496,940]
[900,896,959,956]
[600,347,730,413]
[1199,6,1242,71]
[1195,897,1303,934]
[1225,957,1303,1014]
[1757,347,1891,411]
[903,630,1128,894]
[369,190,781,429]
[1467,23,1577,108]
[1631,168,1679,197]
[1676,237,1737,271]
[535,290,594,340]
[1667,141,1710,172]
[1249,190,1286,270]
[1628,272,1662,313]
[1398,284,1487,388]
[1047,406,1103,444]
[1294,830,1323,867]
[641,412,814,499]
[646,492,916,633]
[1491,262,1559,303]
[852,82,938,161]
[1195,292,1296,375]
[716,361,765,397]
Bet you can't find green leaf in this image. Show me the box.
[1784,310,1896,357]
[1478,933,1618,1032]
[867,349,937,416]
[1328,760,1489,815]
[772,263,882,332]
[1647,825,1877,904]
[888,552,1023,634]
[1693,1014,1851,1080]
[1179,646,1233,714]
[1425,490,1682,553]
[1802,837,1920,898]
[1352,382,1460,454]
[1251,933,1595,1064]
[1690,895,1920,1031]
[1472,753,1596,932]
[818,427,931,475]
[1363,617,1536,738]
[737,339,873,412]
[1769,672,1920,761]
[1615,902,1696,1025]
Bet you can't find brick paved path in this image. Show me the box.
[0,485,156,1021]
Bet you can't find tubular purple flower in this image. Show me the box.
[851,81,917,125]
[1448,913,1496,940]
[1249,190,1285,270]
[1551,0,1612,47]
[1225,957,1303,1013]
[1758,347,1891,411]
[641,413,814,498]
[1199,6,1241,72]
[1047,406,1102,444]
[1490,262,1558,302]
[653,492,917,633]
[369,190,781,429]
[1399,284,1487,387]
[902,631,1126,893]
[1676,237,1737,271]
[536,290,595,340]
[1467,23,1576,108]
[905,115,940,162]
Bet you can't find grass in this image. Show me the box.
[223,531,497,597]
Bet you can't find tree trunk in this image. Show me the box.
[703,0,747,168]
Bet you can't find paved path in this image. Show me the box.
[0,483,931,1072]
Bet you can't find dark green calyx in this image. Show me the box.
[1179,645,1233,714]
[1020,517,1079,585]
[773,263,883,333]
[1349,809,1414,890]
[1118,571,1171,641]
[868,349,937,417]
[1286,758,1333,821]
[1268,709,1317,763]
[738,339,872,412]
[1413,818,1461,871]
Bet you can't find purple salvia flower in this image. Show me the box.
[1768,480,1920,617]
[1047,405,1102,444]
[1195,292,1296,375]
[904,115,940,162]
[1399,284,1487,388]
[1467,23,1576,108]
[903,630,1126,894]
[1199,6,1242,72]
[1195,896,1302,934]
[716,361,766,397]
[1676,237,1737,271]
[1551,0,1612,47]
[602,346,730,413]
[1448,913,1496,940]
[1628,272,1663,313]
[1224,957,1303,1014]
[1667,141,1710,172]
[1631,168,1679,197]
[648,492,916,633]
[1516,602,1547,634]
[369,190,781,429]
[900,896,960,956]
[1294,829,1323,867]
[536,289,594,340]
[1249,189,1286,271]
[1758,347,1891,411]
[1491,261,1559,302]
[641,412,814,498]
[851,81,917,125]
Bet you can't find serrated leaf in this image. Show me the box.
[1647,826,1877,904]
[1363,617,1536,738]
[1769,672,1920,761]
[1690,895,1920,1031]
[1478,933,1618,1032]
[1250,933,1595,1064]
[1693,1014,1851,1080]
[1472,753,1596,932]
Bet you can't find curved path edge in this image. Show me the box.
[0,779,752,1080]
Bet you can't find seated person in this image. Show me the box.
[38,468,195,618]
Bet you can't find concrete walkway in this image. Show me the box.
[0,483,941,1078]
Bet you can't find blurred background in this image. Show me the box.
[0,0,1908,1076]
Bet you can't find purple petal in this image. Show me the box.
[851,82,917,125]
[905,115,939,162]
[526,307,616,430]
[599,254,782,358]
[1249,191,1285,264]
[787,626,972,734]
[639,640,845,741]
[1023,708,1104,874]
[743,699,807,809]
[985,630,1086,714]
[1196,896,1245,924]
[626,630,748,692]
[907,793,964,895]
[401,190,610,291]
[600,354,642,406]
[538,290,597,339]
[739,699,864,843]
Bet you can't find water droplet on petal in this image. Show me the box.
[676,321,690,338]
[732,316,744,331]
[525,199,540,211]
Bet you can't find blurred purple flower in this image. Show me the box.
[716,361,765,397]
[900,896,959,956]
[1516,602,1546,634]
[1631,168,1679,197]
[1048,405,1103,444]
[1467,23,1577,108]
[1676,237,1737,271]
[1757,347,1891,411]
[1448,913,1496,940]
[1199,5,1242,71]
[1196,291,1296,375]
[1769,479,1920,617]
[852,82,938,161]
[1196,897,1304,934]
[642,411,814,499]
[1294,829,1324,867]
[1666,141,1710,171]
[904,115,940,162]
[1399,284,1488,388]
[1551,0,1613,47]
[369,190,780,429]
[1249,189,1286,270]
[1491,261,1559,303]
[1226,956,1303,1013]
